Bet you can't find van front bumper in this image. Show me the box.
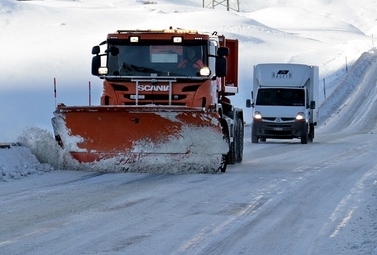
[252,120,307,139]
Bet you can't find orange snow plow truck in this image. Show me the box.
[52,28,244,173]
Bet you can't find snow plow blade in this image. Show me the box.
[52,105,228,173]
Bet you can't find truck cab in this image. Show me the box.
[91,28,237,109]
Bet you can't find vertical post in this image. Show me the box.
[323,78,326,99]
[54,78,57,107]
[89,81,91,106]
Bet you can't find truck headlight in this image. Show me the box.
[295,112,305,121]
[254,111,262,121]
[98,67,108,75]
[199,67,211,76]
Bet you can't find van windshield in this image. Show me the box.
[256,88,305,106]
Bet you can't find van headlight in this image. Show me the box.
[295,112,305,121]
[254,111,262,121]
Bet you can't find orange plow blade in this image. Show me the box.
[52,105,228,173]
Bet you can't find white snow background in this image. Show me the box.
[1,0,376,141]
[1,0,377,254]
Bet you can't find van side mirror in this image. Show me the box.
[310,100,316,109]
[246,99,254,108]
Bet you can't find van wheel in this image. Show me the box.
[308,123,315,142]
[252,135,258,143]
[251,126,258,143]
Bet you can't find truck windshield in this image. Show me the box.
[256,88,305,106]
[106,44,206,77]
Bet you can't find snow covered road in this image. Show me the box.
[1,128,377,254]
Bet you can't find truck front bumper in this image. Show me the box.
[252,121,307,139]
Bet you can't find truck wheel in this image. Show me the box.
[236,118,244,163]
[228,142,236,165]
[301,132,308,144]
[219,154,227,173]
[220,119,233,166]
[260,137,266,142]
[227,123,238,165]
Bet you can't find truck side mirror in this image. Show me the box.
[92,55,101,76]
[92,46,100,55]
[310,100,316,109]
[215,57,227,77]
[215,46,230,77]
[217,47,229,57]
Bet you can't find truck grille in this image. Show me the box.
[124,94,187,103]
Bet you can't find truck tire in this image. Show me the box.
[220,119,233,167]
[227,117,244,164]
[228,141,236,165]
[219,154,227,173]
[222,122,236,165]
[301,131,308,144]
[236,118,244,163]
